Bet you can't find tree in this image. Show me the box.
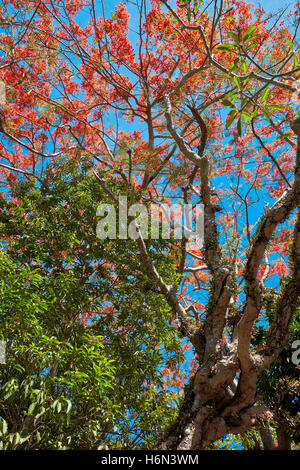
[0,0,299,450]
[0,158,184,449]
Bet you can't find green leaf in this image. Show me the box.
[246,34,260,43]
[261,87,270,103]
[35,406,46,419]
[242,25,258,42]
[242,76,250,87]
[245,42,257,52]
[240,57,248,73]
[275,133,292,141]
[28,402,37,416]
[233,76,241,88]
[218,43,236,51]
[262,109,272,122]
[220,98,236,108]
[241,98,251,108]
[13,432,20,446]
[19,430,30,444]
[229,93,239,102]
[250,109,258,120]
[226,111,237,129]
[266,104,285,111]
[0,418,8,435]
[228,32,240,44]
[241,111,253,121]
[293,54,299,68]
[237,117,242,136]
[187,6,191,21]
[65,399,72,414]
[229,58,239,73]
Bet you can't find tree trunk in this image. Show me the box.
[259,425,276,450]
[277,427,291,450]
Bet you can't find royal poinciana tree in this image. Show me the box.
[0,0,299,450]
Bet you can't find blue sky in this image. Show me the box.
[102,0,296,14]
[252,0,295,10]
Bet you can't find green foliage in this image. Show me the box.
[0,158,184,449]
[257,310,300,446]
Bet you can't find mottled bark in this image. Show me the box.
[259,426,276,450]
[277,427,291,451]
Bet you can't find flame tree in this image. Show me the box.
[0,0,299,450]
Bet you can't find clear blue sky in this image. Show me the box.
[103,0,296,14]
